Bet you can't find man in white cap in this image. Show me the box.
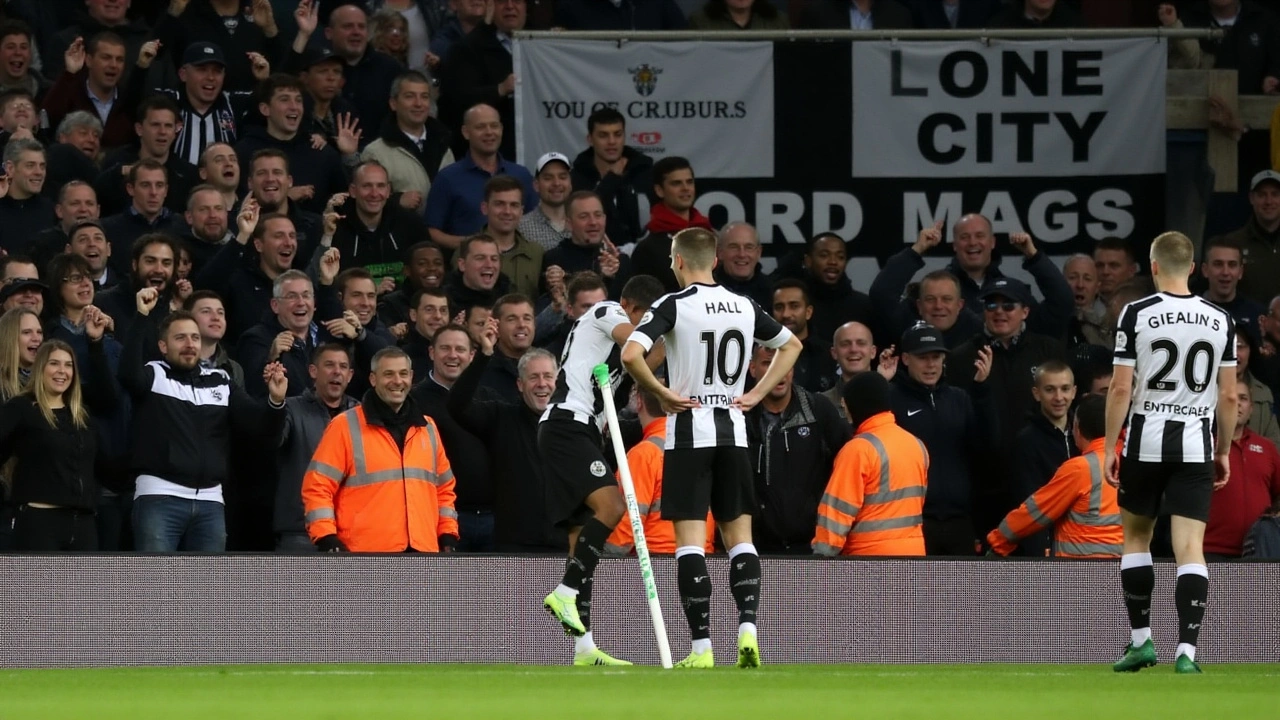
[1212,170,1280,306]
[519,151,573,252]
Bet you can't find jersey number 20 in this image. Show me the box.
[700,329,746,385]
[1147,338,1216,393]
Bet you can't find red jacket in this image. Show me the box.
[1206,428,1280,556]
[42,69,135,149]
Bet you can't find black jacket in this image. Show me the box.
[120,310,285,489]
[0,339,117,510]
[906,0,1002,29]
[403,328,433,373]
[46,13,152,82]
[990,2,1084,28]
[943,251,1075,341]
[194,234,327,343]
[793,334,838,393]
[746,387,850,553]
[570,146,653,246]
[154,0,286,92]
[337,50,404,140]
[94,280,174,346]
[1011,409,1077,557]
[233,126,348,214]
[889,372,996,521]
[714,265,774,309]
[100,208,179,278]
[800,0,914,28]
[480,349,523,405]
[542,238,633,300]
[439,23,517,160]
[274,389,358,534]
[329,198,431,281]
[412,374,495,512]
[949,329,1066,517]
[869,246,985,347]
[447,351,567,552]
[1184,1,1280,93]
[0,194,57,256]
[236,317,318,399]
[444,268,511,317]
[804,273,875,349]
[554,0,688,29]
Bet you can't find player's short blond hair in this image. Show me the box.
[672,227,717,271]
[1149,231,1194,276]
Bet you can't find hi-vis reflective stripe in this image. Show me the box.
[307,460,343,482]
[820,492,860,518]
[645,436,664,451]
[440,507,458,519]
[817,513,852,537]
[1057,540,1123,556]
[856,433,926,504]
[856,514,923,532]
[813,541,842,556]
[305,507,334,523]
[339,410,451,488]
[1068,453,1117,527]
[996,495,1051,542]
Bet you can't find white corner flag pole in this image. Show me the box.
[593,363,674,669]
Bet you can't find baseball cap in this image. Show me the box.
[900,324,948,355]
[0,277,48,304]
[301,46,342,71]
[535,151,571,175]
[978,277,1033,306]
[183,42,226,68]
[1250,170,1280,192]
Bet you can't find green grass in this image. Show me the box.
[1,664,1276,720]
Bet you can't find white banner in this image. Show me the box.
[515,40,774,178]
[852,39,1166,178]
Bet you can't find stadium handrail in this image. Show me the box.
[514,28,1223,41]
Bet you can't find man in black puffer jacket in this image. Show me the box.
[745,345,850,554]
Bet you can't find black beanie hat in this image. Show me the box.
[842,371,891,431]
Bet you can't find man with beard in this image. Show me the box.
[0,138,55,255]
[95,232,185,343]
[181,185,233,277]
[360,70,454,211]
[122,291,288,553]
[378,241,445,328]
[790,233,876,349]
[771,279,838,393]
[94,95,196,216]
[745,344,850,555]
[184,289,244,389]
[65,218,116,291]
[240,149,322,261]
[237,269,320,399]
[410,324,498,551]
[233,74,347,214]
[821,321,895,422]
[196,143,240,212]
[274,343,358,553]
[629,156,712,293]
[100,160,178,276]
[569,109,651,248]
[888,323,995,556]
[329,161,430,283]
[444,234,509,316]
[43,33,134,149]
[713,223,772,308]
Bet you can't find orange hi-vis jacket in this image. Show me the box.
[813,412,928,557]
[986,437,1122,559]
[605,418,715,554]
[302,404,459,552]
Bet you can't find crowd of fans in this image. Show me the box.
[0,0,1276,556]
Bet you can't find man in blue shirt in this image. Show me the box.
[424,103,534,250]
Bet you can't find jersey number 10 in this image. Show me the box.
[700,330,747,385]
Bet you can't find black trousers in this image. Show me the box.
[923,516,977,557]
[13,505,98,551]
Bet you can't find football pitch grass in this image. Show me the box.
[2,663,1276,720]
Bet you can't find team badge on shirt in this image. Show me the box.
[589,461,607,477]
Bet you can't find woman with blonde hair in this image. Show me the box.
[0,306,44,549]
[0,317,117,550]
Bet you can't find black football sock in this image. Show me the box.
[676,549,712,641]
[560,517,611,591]
[728,543,761,629]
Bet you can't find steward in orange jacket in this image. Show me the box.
[605,416,715,555]
[303,350,459,552]
[987,395,1122,559]
[813,372,928,557]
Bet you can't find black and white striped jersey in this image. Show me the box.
[159,88,254,165]
[1114,292,1236,463]
[540,301,631,428]
[628,283,793,450]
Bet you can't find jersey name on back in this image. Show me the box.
[1113,293,1237,463]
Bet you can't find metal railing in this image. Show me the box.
[514,27,1222,42]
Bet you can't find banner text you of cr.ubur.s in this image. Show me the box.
[514,39,774,178]
[852,39,1166,178]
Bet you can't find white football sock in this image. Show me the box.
[691,638,712,654]
[1131,627,1152,646]
[575,631,596,655]
[554,583,578,599]
[1176,643,1196,661]
[739,622,757,637]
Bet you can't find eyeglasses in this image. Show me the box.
[62,274,89,285]
[984,301,1021,312]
